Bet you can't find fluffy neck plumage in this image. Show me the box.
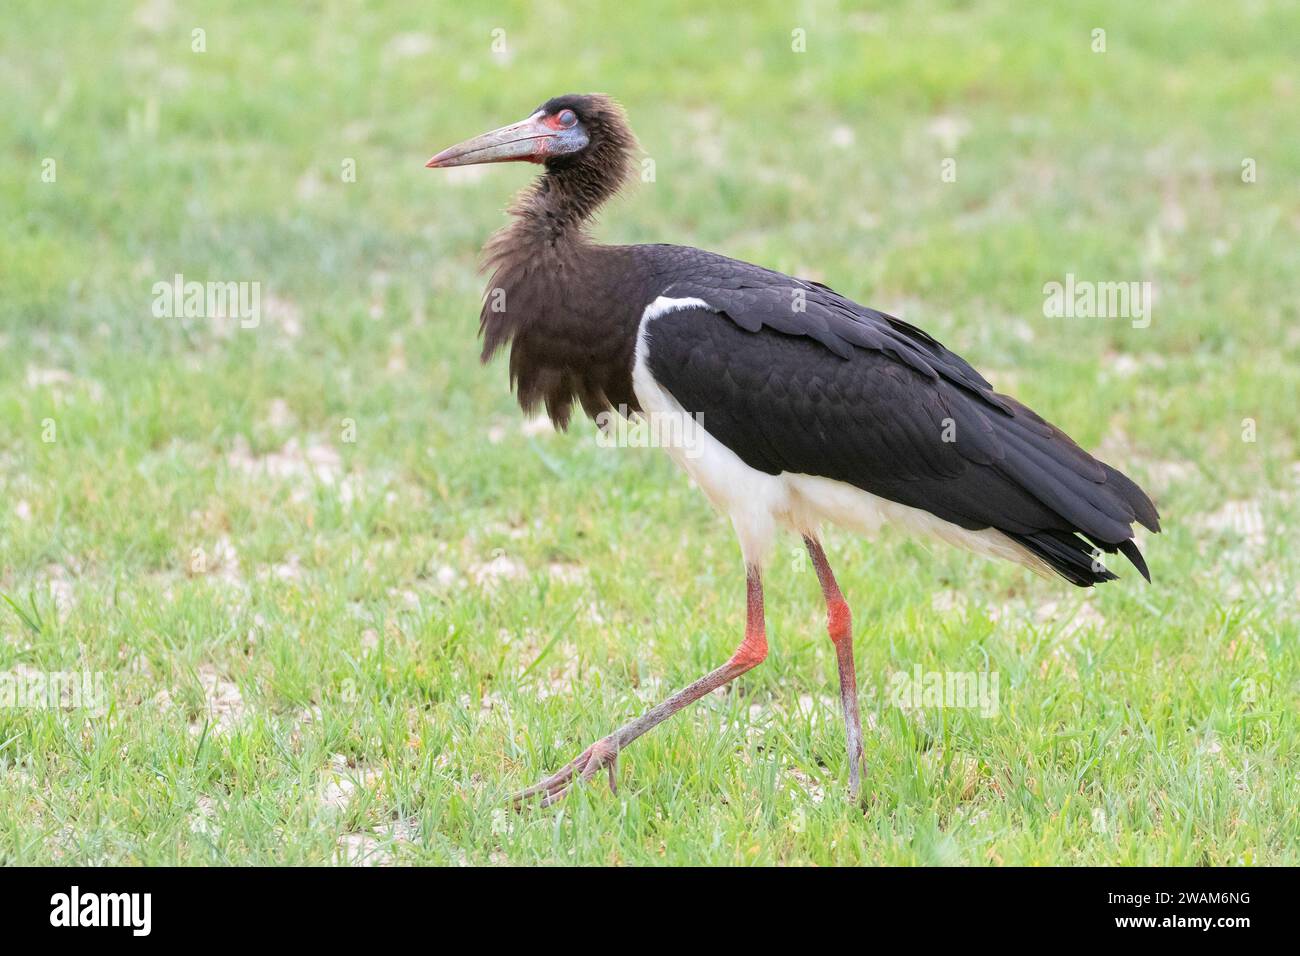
[478,107,637,364]
[482,122,636,270]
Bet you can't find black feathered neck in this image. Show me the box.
[483,93,637,266]
[476,96,644,428]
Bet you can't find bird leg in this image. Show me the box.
[511,566,767,808]
[803,535,867,803]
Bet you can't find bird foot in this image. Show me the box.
[510,735,620,808]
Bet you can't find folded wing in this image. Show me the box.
[644,262,1159,586]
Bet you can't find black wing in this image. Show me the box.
[644,257,1160,586]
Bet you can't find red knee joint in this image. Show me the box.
[729,630,768,669]
[827,598,852,645]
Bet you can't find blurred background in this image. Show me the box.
[1,1,1296,864]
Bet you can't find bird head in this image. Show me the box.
[426,93,634,173]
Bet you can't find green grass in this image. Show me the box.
[1,0,1297,865]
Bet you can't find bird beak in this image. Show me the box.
[426,112,557,168]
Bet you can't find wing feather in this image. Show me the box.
[642,261,1159,586]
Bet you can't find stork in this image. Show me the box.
[427,94,1160,807]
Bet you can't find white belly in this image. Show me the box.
[632,296,1048,574]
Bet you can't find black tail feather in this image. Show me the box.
[1008,528,1155,588]
[1117,538,1151,582]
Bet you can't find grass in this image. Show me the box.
[1,0,1297,865]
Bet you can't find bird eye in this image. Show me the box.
[556,109,578,128]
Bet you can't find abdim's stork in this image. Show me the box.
[427,94,1160,806]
